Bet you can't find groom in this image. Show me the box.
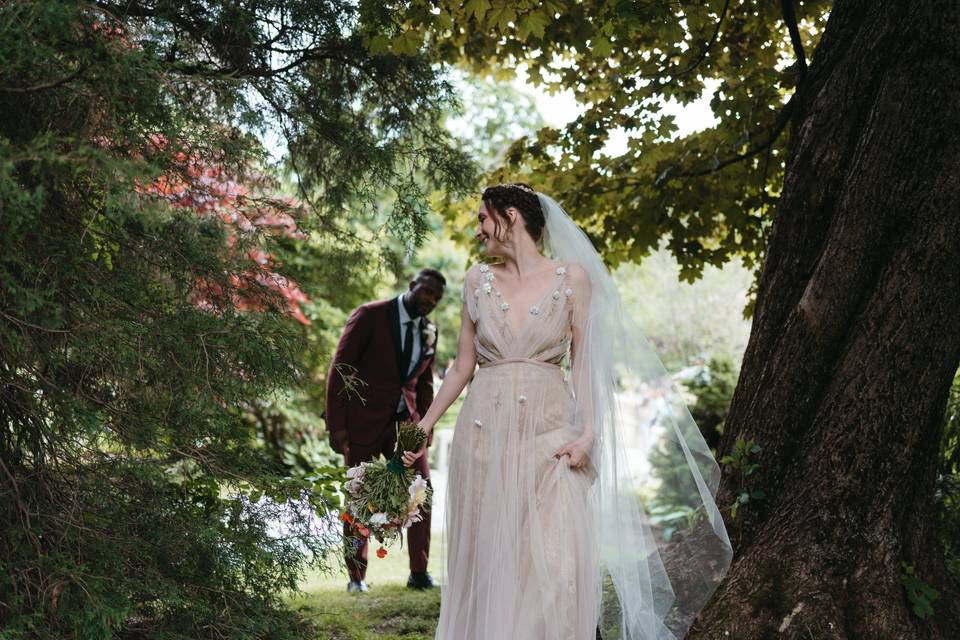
[325,268,445,593]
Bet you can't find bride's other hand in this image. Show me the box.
[553,435,592,469]
[401,446,423,467]
[402,424,431,467]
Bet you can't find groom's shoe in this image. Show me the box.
[407,571,435,590]
[346,580,369,593]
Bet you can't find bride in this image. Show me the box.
[402,183,732,639]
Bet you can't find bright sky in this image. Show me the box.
[510,65,720,154]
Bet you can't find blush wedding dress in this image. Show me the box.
[435,193,732,640]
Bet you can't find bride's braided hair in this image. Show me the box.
[481,183,545,243]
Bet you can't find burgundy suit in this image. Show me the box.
[325,297,435,582]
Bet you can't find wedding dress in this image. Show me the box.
[435,194,732,640]
[437,261,599,639]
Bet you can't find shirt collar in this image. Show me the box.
[397,294,417,326]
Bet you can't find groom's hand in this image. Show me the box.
[333,432,350,461]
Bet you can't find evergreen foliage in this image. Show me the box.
[940,371,960,577]
[0,2,474,637]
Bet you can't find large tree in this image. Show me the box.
[688,2,960,636]
[394,0,960,636]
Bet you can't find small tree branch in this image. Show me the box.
[652,93,797,184]
[0,65,85,94]
[675,0,732,79]
[780,0,808,81]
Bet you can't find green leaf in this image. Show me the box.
[465,0,491,22]
[520,10,550,39]
[488,6,516,32]
[391,29,423,56]
[591,36,613,58]
[368,34,390,55]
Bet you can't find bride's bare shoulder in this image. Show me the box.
[464,262,492,285]
[564,261,590,282]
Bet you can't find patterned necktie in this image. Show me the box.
[401,319,414,377]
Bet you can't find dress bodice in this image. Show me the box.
[463,262,575,365]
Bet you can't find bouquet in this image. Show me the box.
[341,421,431,557]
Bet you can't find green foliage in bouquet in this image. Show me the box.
[397,419,429,456]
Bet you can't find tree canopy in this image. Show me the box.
[389,0,830,293]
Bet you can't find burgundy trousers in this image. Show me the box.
[344,425,431,582]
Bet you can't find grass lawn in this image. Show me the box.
[289,535,446,639]
[290,585,440,640]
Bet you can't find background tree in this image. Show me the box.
[390,0,960,637]
[0,1,474,637]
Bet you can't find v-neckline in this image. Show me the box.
[485,262,566,337]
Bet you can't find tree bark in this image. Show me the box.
[688,1,960,638]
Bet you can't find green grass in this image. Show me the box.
[290,535,446,639]
[290,585,440,640]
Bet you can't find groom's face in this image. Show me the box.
[407,276,444,318]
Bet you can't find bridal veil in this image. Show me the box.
[539,192,733,639]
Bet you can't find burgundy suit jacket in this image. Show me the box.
[325,298,435,452]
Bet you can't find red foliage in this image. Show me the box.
[138,136,311,325]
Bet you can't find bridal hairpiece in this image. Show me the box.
[508,183,535,194]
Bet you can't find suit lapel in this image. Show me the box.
[387,297,403,378]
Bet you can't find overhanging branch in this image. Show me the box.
[781,0,808,81]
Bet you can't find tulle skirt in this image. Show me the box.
[436,360,599,640]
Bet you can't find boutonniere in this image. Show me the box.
[422,321,437,356]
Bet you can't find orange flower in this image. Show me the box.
[376,547,388,559]
[339,511,353,524]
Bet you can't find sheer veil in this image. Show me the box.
[539,192,733,639]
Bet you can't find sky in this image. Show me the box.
[509,64,721,155]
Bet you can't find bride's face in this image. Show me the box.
[475,202,514,257]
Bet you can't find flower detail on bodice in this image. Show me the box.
[468,262,574,366]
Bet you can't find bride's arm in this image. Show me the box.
[401,299,477,466]
[554,263,595,468]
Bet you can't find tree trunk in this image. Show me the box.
[688,1,960,638]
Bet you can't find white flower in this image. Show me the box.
[500,302,510,311]
[556,266,567,275]
[408,475,428,508]
[564,288,573,297]
[369,512,389,525]
[473,419,483,428]
[529,305,539,315]
[483,282,492,294]
[552,290,560,300]
[479,264,489,273]
[422,322,437,347]
[485,272,495,282]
